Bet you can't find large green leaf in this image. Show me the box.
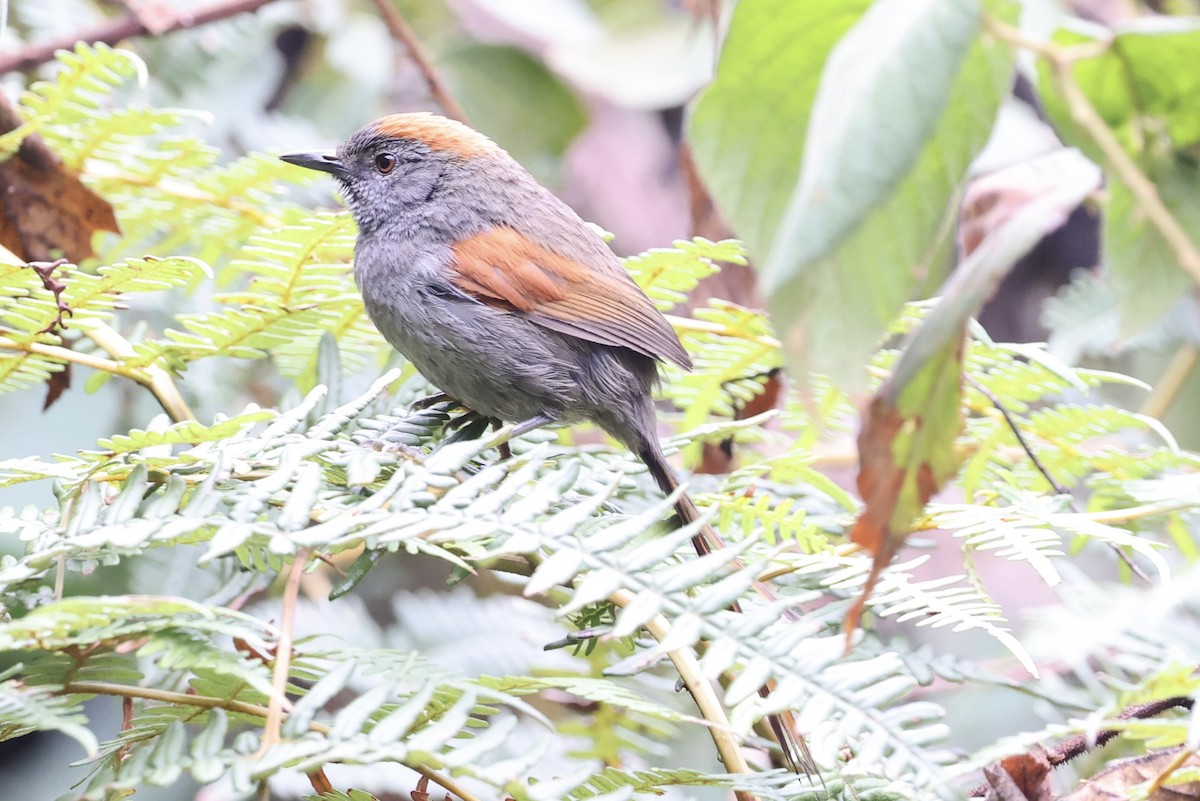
[850,149,1102,634]
[1038,18,1200,154]
[1104,159,1200,337]
[1036,20,1200,336]
[690,0,1015,388]
[687,0,871,262]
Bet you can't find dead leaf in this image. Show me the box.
[0,94,119,263]
[982,750,1055,801]
[43,361,71,410]
[1063,749,1200,801]
[844,150,1103,641]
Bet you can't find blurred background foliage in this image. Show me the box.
[3,0,1200,799]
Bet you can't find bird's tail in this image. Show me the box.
[636,438,716,556]
[635,437,816,776]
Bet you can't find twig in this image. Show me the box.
[0,0,280,74]
[0,325,195,422]
[259,548,309,753]
[1140,343,1199,420]
[967,375,1152,584]
[609,587,758,801]
[986,17,1200,286]
[967,696,1193,796]
[1147,744,1197,796]
[62,680,483,801]
[29,259,72,334]
[368,0,469,123]
[967,377,1067,495]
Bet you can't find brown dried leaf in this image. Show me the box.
[1063,749,1200,801]
[983,750,1055,801]
[43,360,71,410]
[844,151,1102,642]
[0,97,119,263]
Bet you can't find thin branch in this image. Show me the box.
[0,0,281,74]
[260,548,309,753]
[0,322,195,422]
[986,17,1200,286]
[65,680,292,719]
[1140,343,1199,420]
[62,679,484,801]
[967,376,1067,496]
[968,696,1194,796]
[0,337,134,377]
[368,0,469,123]
[967,375,1152,584]
[81,320,195,423]
[609,587,758,801]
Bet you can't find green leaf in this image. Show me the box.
[1033,21,1200,337]
[0,676,99,757]
[97,408,275,453]
[761,0,1015,387]
[1104,159,1200,336]
[768,0,984,275]
[688,0,872,261]
[1039,18,1200,154]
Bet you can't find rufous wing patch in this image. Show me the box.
[450,226,692,369]
[370,113,501,159]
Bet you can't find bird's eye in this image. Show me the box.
[374,153,398,174]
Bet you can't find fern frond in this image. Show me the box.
[0,43,143,155]
[0,674,99,756]
[931,490,1171,586]
[0,595,274,655]
[523,508,958,790]
[145,214,384,387]
[623,237,745,311]
[0,256,209,395]
[662,299,782,460]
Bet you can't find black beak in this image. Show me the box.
[280,151,346,178]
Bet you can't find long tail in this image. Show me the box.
[637,438,718,557]
[635,438,816,776]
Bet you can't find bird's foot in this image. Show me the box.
[407,391,458,413]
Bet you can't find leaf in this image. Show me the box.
[1033,21,1200,337]
[848,149,1103,634]
[0,98,119,262]
[97,408,275,453]
[982,750,1054,801]
[0,677,99,757]
[692,0,1015,388]
[688,0,872,262]
[768,0,1018,388]
[1104,159,1200,337]
[1039,18,1200,153]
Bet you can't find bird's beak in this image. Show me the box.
[280,151,346,178]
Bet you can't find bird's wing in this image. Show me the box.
[448,225,692,369]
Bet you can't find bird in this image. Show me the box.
[280,112,810,772]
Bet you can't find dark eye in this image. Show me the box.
[374,153,397,174]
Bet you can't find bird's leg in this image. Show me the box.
[493,413,556,460]
[508,413,555,439]
[491,419,511,460]
[438,412,554,459]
